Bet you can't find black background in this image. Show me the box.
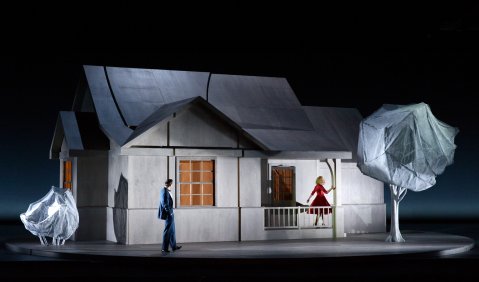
[1,4,478,221]
[1,4,479,282]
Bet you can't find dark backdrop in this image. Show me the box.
[1,4,478,223]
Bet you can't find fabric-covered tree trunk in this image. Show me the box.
[386,184,407,243]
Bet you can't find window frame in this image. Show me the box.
[176,157,216,208]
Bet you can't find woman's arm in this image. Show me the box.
[327,186,336,193]
[306,194,313,203]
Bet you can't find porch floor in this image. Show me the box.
[5,230,474,261]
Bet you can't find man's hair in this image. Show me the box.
[165,179,173,185]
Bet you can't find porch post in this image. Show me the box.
[334,158,344,238]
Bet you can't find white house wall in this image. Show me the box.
[108,141,129,207]
[127,156,168,209]
[342,163,384,204]
[169,106,238,148]
[175,208,238,243]
[60,138,110,241]
[344,204,386,234]
[127,209,164,244]
[215,157,238,207]
[107,141,129,243]
[239,158,261,207]
[74,155,109,241]
[126,209,239,244]
[127,123,168,147]
[76,156,108,207]
[341,162,386,233]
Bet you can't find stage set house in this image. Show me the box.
[49,66,386,245]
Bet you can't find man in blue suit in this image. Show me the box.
[159,179,182,254]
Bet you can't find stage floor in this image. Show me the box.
[2,222,479,281]
[5,230,474,261]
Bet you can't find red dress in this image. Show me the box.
[308,184,332,216]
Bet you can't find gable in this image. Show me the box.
[125,99,261,149]
[169,104,240,148]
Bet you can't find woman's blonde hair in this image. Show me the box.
[316,176,325,185]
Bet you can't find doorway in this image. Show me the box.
[271,166,295,206]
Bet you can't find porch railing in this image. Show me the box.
[264,206,334,230]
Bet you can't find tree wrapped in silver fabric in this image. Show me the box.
[20,186,79,245]
[357,102,458,242]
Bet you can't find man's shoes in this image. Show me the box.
[172,245,182,251]
[161,249,170,255]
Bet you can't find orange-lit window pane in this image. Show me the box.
[179,172,191,182]
[192,161,201,170]
[192,184,201,194]
[203,195,213,206]
[203,171,214,182]
[179,160,191,170]
[203,184,213,194]
[180,195,191,206]
[191,171,201,182]
[180,184,190,195]
[202,161,214,171]
[192,195,202,205]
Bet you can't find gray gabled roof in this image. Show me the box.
[78,65,362,158]
[244,128,345,152]
[208,74,313,131]
[105,66,209,127]
[50,111,109,159]
[83,65,133,145]
[303,106,362,161]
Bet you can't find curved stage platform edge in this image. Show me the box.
[6,230,474,262]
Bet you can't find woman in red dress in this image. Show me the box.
[306,176,335,226]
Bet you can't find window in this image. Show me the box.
[178,160,215,206]
[63,160,72,189]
